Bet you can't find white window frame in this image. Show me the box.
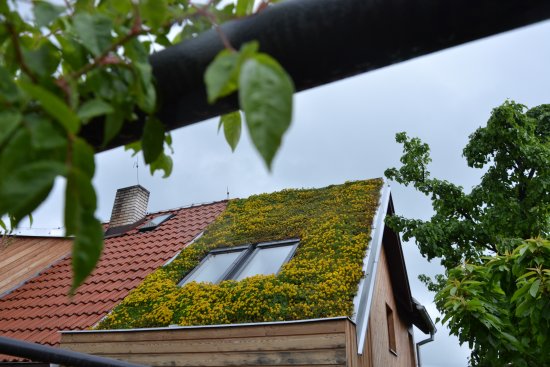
[178,238,299,286]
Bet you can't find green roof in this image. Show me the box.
[98,178,383,329]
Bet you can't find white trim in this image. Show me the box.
[61,316,351,335]
[163,231,204,267]
[352,182,391,355]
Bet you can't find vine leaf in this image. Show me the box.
[0,110,22,147]
[139,0,169,30]
[19,81,80,134]
[33,1,65,28]
[220,111,242,152]
[149,152,173,178]
[0,161,65,226]
[70,211,103,295]
[236,0,255,16]
[205,50,240,103]
[204,41,259,103]
[72,12,113,57]
[239,54,294,169]
[77,98,113,121]
[142,116,165,164]
[103,111,124,147]
[65,138,102,294]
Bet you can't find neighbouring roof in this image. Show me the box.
[0,201,226,361]
[0,236,72,296]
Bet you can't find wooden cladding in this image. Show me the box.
[0,236,71,295]
[62,318,358,367]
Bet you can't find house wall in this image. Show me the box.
[364,244,416,367]
[61,318,354,367]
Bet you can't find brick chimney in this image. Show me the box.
[108,185,150,228]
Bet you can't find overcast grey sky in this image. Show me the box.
[18,18,550,367]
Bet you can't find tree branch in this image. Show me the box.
[191,3,236,52]
[6,21,38,83]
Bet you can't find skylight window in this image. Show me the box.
[139,213,174,232]
[178,239,299,286]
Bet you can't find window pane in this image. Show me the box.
[183,250,244,284]
[235,245,294,280]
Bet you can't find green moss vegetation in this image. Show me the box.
[98,179,383,329]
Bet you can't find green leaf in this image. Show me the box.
[64,166,97,235]
[26,114,67,150]
[33,1,65,28]
[77,99,114,121]
[511,281,531,302]
[236,0,255,16]
[134,62,156,114]
[0,65,19,102]
[19,81,79,134]
[239,54,294,169]
[149,152,173,178]
[64,177,79,236]
[139,0,168,30]
[220,111,242,152]
[0,110,22,147]
[21,42,59,78]
[204,41,259,104]
[529,279,541,298]
[71,212,103,295]
[205,50,239,103]
[142,116,165,164]
[0,161,65,224]
[125,140,142,157]
[72,12,113,57]
[103,110,124,147]
[72,138,95,179]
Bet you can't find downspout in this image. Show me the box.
[416,329,435,367]
[413,301,437,367]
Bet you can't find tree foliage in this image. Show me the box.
[0,0,293,293]
[385,101,550,366]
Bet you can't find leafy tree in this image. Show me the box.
[0,0,293,293]
[385,101,549,366]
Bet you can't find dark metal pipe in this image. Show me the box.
[82,0,550,150]
[0,336,146,367]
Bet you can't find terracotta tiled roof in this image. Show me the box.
[0,201,227,361]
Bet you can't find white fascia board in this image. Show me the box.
[352,182,391,355]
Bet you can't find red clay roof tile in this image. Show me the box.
[0,201,226,361]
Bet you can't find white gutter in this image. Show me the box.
[352,182,391,355]
[413,299,437,367]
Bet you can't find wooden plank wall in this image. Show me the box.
[0,236,72,295]
[62,318,354,367]
[364,245,416,367]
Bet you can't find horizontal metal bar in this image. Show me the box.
[81,0,550,151]
[0,336,146,367]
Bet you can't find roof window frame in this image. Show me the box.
[139,213,175,232]
[178,238,299,286]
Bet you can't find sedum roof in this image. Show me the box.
[98,179,383,329]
